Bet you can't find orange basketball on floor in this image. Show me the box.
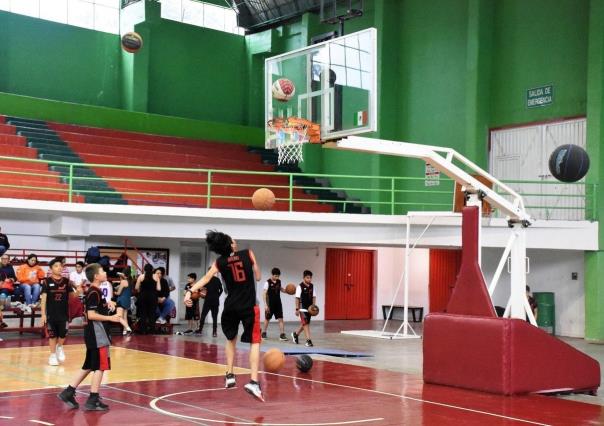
[252,188,276,210]
[285,283,296,295]
[263,348,286,373]
[308,304,319,316]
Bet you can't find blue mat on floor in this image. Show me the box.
[280,347,372,358]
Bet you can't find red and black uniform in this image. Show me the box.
[216,249,260,343]
[296,282,314,325]
[265,279,283,320]
[83,287,111,371]
[41,276,73,338]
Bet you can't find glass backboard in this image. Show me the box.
[265,27,377,151]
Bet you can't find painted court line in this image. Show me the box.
[104,384,244,424]
[28,421,54,426]
[149,388,385,425]
[264,372,552,426]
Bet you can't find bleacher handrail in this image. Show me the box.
[0,154,595,219]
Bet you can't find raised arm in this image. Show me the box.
[249,250,261,282]
[184,263,219,306]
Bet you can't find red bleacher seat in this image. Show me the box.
[50,121,334,212]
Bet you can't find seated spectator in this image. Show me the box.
[0,226,9,256]
[15,253,45,313]
[69,261,88,294]
[0,254,17,296]
[155,268,175,325]
[158,267,176,292]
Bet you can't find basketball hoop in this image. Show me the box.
[266,117,321,164]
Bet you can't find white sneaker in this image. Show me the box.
[158,317,167,325]
[56,345,66,362]
[48,353,59,366]
[23,306,32,314]
[244,381,264,402]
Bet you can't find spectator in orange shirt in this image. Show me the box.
[15,254,46,313]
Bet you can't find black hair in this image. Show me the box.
[76,261,85,267]
[526,285,531,292]
[271,267,281,275]
[303,270,313,278]
[56,256,66,263]
[143,263,153,281]
[85,263,102,283]
[27,253,37,261]
[188,272,197,280]
[158,267,166,274]
[48,258,62,268]
[206,230,233,257]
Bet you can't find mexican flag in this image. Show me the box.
[354,110,368,126]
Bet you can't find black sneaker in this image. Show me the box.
[291,332,299,344]
[194,329,202,335]
[261,331,267,339]
[225,372,236,388]
[279,333,288,341]
[244,381,264,402]
[57,388,79,409]
[183,329,193,335]
[84,398,109,411]
[305,339,314,347]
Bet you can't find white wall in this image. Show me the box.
[482,248,585,338]
[1,217,586,337]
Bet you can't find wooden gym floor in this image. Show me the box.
[0,321,603,425]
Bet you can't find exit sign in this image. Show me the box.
[527,85,553,108]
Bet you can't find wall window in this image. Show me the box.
[0,0,120,34]
[160,0,245,36]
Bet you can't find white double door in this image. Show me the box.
[489,118,586,221]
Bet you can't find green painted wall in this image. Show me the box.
[0,91,263,145]
[490,0,588,127]
[144,9,248,124]
[0,11,122,108]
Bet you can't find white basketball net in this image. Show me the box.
[268,120,310,165]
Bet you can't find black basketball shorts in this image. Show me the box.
[82,346,111,371]
[221,305,261,344]
[47,320,68,339]
[265,303,283,320]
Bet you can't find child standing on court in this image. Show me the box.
[261,267,288,341]
[183,273,200,334]
[58,263,125,411]
[40,258,75,366]
[291,270,316,347]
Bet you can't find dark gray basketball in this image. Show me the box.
[296,354,313,373]
[549,144,590,183]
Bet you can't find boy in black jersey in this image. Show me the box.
[261,267,288,341]
[197,268,223,337]
[58,263,125,411]
[291,270,316,347]
[40,258,75,366]
[185,230,264,401]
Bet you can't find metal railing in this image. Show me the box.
[0,155,596,220]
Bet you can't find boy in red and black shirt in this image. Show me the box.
[58,263,125,411]
[40,258,74,366]
[292,270,316,347]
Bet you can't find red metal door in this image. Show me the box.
[325,248,374,320]
[429,249,462,313]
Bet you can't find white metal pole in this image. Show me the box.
[488,231,517,296]
[509,224,527,319]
